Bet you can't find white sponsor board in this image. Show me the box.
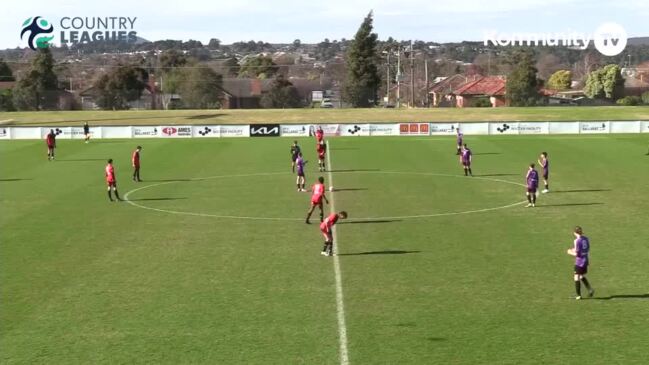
[42,127,72,139]
[193,125,221,137]
[102,126,133,139]
[369,123,400,136]
[489,122,519,135]
[549,122,580,134]
[518,122,549,134]
[580,121,610,134]
[160,126,192,138]
[280,124,310,137]
[642,121,649,133]
[220,125,250,137]
[11,127,42,139]
[0,127,11,139]
[610,121,641,133]
[429,123,459,135]
[458,122,489,135]
[314,124,342,136]
[340,124,370,136]
[133,126,159,138]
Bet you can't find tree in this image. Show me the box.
[12,48,58,110]
[220,56,240,77]
[177,67,223,109]
[583,64,624,99]
[641,91,649,105]
[292,39,301,50]
[159,49,187,71]
[343,11,381,107]
[208,38,221,49]
[0,58,14,82]
[94,65,147,110]
[238,56,277,79]
[0,89,14,111]
[505,50,541,106]
[547,70,572,90]
[260,74,302,108]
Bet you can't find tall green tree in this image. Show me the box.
[583,64,624,99]
[505,50,541,106]
[343,11,381,107]
[238,56,277,79]
[177,67,223,109]
[12,48,59,110]
[260,74,302,108]
[547,70,572,90]
[0,58,15,82]
[94,65,147,110]
[159,50,187,71]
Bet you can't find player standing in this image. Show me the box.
[456,128,463,155]
[525,163,539,207]
[460,143,472,176]
[317,142,327,172]
[45,129,56,161]
[83,122,90,143]
[566,226,594,300]
[132,146,142,182]
[315,126,324,144]
[305,176,329,224]
[538,152,550,193]
[290,140,301,173]
[319,211,348,256]
[105,159,122,202]
[295,152,306,192]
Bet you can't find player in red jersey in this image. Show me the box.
[132,146,142,182]
[320,211,348,256]
[45,129,56,161]
[317,141,327,172]
[315,126,324,144]
[305,176,329,224]
[105,159,122,202]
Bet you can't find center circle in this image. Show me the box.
[124,171,526,221]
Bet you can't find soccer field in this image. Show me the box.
[1,135,648,364]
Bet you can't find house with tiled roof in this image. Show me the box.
[428,74,477,107]
[450,76,506,107]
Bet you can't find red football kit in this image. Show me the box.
[311,183,325,205]
[320,213,339,233]
[46,133,55,147]
[105,164,116,186]
[317,143,326,159]
[132,150,140,167]
[315,129,324,143]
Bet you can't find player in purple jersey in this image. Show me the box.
[456,129,463,155]
[525,163,539,207]
[537,152,550,193]
[295,153,307,192]
[460,144,473,176]
[566,226,594,300]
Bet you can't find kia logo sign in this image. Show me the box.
[250,124,280,137]
[162,127,177,136]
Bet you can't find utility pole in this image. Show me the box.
[424,57,429,108]
[386,51,390,105]
[396,46,401,108]
[410,40,414,108]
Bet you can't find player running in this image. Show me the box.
[295,152,307,192]
[566,226,594,300]
[317,141,327,172]
[105,159,122,202]
[460,143,472,176]
[83,122,90,143]
[320,211,348,256]
[525,163,539,207]
[290,140,301,173]
[305,176,329,224]
[132,146,142,182]
[456,128,463,155]
[45,129,56,161]
[538,152,550,193]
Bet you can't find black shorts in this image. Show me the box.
[297,171,305,177]
[543,172,549,180]
[291,155,298,162]
[574,265,588,275]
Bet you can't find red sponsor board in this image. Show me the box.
[399,123,429,135]
[162,127,177,136]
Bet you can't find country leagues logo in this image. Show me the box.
[21,16,54,49]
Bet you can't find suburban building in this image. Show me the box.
[450,76,507,108]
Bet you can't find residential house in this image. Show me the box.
[221,78,271,109]
[450,76,506,108]
[428,74,479,107]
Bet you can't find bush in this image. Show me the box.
[615,96,642,106]
[641,91,649,105]
[472,98,492,107]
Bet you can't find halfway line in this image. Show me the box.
[326,140,350,365]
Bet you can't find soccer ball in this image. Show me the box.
[329,186,334,192]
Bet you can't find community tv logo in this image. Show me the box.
[484,22,628,56]
[21,16,54,50]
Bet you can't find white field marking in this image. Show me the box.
[326,140,350,365]
[123,171,527,221]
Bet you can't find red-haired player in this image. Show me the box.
[320,211,348,256]
[105,159,122,202]
[305,176,329,224]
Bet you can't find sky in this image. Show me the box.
[2,0,648,49]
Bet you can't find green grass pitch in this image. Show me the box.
[1,135,648,364]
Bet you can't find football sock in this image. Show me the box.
[297,183,300,189]
[532,194,536,203]
[545,184,549,190]
[107,191,113,200]
[468,168,473,176]
[114,191,121,200]
[575,280,581,296]
[527,194,532,203]
[327,242,333,255]
[319,211,324,222]
[322,243,328,252]
[464,169,467,176]
[581,277,592,290]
